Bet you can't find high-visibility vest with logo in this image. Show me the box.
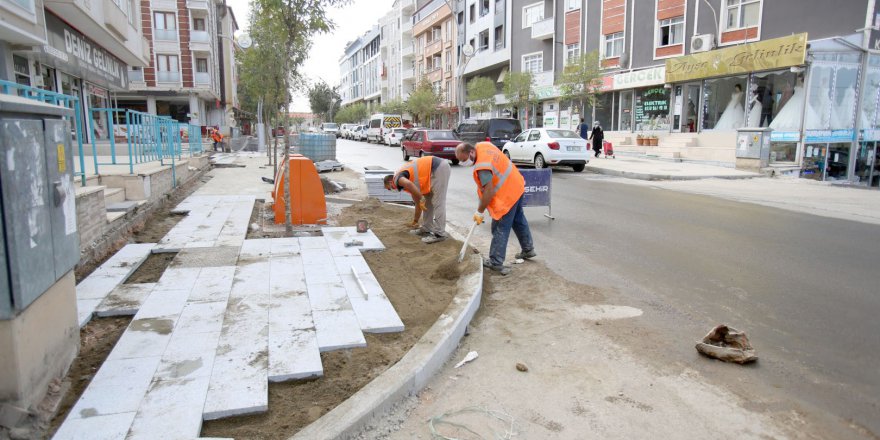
[472,142,525,220]
[393,156,433,195]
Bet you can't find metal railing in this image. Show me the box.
[186,124,204,156]
[0,79,88,185]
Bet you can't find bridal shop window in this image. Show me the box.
[635,87,670,131]
[806,53,861,130]
[702,75,747,130]
[859,55,880,130]
[748,70,798,128]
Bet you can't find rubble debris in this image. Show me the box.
[695,325,758,364]
[454,351,479,369]
[515,363,528,372]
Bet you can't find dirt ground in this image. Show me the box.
[124,253,176,284]
[200,198,477,439]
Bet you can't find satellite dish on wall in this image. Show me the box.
[462,44,475,57]
[237,34,253,49]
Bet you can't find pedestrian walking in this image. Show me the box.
[455,142,535,276]
[588,121,604,158]
[383,155,451,244]
[211,127,224,151]
[577,118,589,140]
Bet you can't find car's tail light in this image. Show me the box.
[548,142,560,150]
[485,137,492,142]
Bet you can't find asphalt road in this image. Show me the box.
[334,137,880,436]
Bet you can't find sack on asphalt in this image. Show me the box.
[695,324,758,364]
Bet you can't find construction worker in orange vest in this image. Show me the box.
[455,142,535,275]
[210,127,223,151]
[384,155,451,244]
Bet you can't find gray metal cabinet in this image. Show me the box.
[0,96,79,318]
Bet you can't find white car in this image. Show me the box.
[502,128,589,172]
[340,123,355,139]
[320,122,339,137]
[352,125,368,142]
[384,128,407,146]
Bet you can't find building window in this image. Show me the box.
[446,21,453,40]
[658,16,684,47]
[470,3,476,23]
[196,58,208,73]
[724,0,760,30]
[12,55,30,88]
[566,0,580,11]
[522,2,544,28]
[603,32,624,58]
[445,49,452,71]
[8,0,35,13]
[458,12,464,24]
[193,17,206,31]
[154,11,177,41]
[431,26,442,42]
[478,30,489,51]
[480,0,489,16]
[156,54,180,82]
[522,53,543,75]
[445,80,452,102]
[565,43,580,64]
[469,38,475,50]
[494,25,504,50]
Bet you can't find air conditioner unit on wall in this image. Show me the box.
[691,34,715,53]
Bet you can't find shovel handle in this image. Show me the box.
[458,221,478,263]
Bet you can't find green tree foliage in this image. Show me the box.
[467,76,496,115]
[558,50,603,117]
[379,99,407,115]
[334,103,368,124]
[407,81,440,126]
[503,71,535,124]
[308,80,340,121]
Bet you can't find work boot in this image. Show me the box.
[409,228,430,236]
[515,249,537,260]
[421,233,447,244]
[483,258,511,276]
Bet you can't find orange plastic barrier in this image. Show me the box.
[273,154,327,224]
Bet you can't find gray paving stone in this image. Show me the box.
[52,412,136,440]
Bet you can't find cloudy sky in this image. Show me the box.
[224,0,392,112]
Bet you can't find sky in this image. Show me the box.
[224,0,393,112]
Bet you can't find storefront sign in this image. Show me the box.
[862,129,880,141]
[666,33,807,83]
[612,66,666,90]
[770,131,800,142]
[40,13,127,90]
[804,129,855,143]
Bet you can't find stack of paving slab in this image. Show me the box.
[364,169,412,203]
[58,195,403,439]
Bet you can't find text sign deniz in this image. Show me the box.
[519,168,552,207]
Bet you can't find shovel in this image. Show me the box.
[457,220,478,263]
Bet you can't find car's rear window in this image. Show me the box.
[427,130,457,140]
[489,120,521,138]
[323,123,338,129]
[546,130,579,139]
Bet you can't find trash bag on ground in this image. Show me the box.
[695,324,758,364]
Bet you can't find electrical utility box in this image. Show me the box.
[0,94,79,319]
[735,127,772,172]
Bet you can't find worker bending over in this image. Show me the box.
[384,155,451,244]
[455,142,535,275]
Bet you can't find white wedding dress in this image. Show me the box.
[747,96,763,127]
[714,91,745,130]
[832,87,855,129]
[770,86,820,131]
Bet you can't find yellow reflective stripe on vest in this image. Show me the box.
[474,161,510,191]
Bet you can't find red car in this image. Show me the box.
[401,129,461,164]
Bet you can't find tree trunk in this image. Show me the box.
[282,110,292,234]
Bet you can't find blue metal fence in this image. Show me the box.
[0,79,88,185]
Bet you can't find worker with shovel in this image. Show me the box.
[384,155,451,244]
[455,142,535,276]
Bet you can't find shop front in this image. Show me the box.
[19,12,128,142]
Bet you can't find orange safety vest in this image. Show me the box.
[472,142,525,220]
[211,131,223,142]
[393,156,433,195]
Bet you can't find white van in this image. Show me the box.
[366,113,403,144]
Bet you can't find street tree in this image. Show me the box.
[558,50,603,120]
[467,76,496,116]
[380,99,407,115]
[503,71,535,128]
[334,103,368,124]
[308,80,341,122]
[407,81,440,126]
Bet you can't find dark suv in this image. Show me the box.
[455,118,522,149]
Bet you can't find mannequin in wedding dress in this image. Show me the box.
[770,77,819,131]
[833,85,856,128]
[714,84,745,130]
[747,89,763,127]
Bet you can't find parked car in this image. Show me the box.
[352,125,368,142]
[366,113,403,144]
[501,128,589,172]
[320,122,339,137]
[455,118,522,149]
[338,123,353,139]
[401,129,461,163]
[384,128,407,146]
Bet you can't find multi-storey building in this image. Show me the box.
[379,0,416,104]
[218,5,240,135]
[115,0,230,134]
[457,0,512,119]
[0,0,150,141]
[339,26,381,111]
[412,0,458,127]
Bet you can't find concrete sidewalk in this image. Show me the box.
[585,155,759,180]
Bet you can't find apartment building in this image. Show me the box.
[457,0,512,119]
[219,5,240,134]
[339,26,382,110]
[412,0,459,127]
[113,0,231,134]
[380,0,416,104]
[0,0,150,141]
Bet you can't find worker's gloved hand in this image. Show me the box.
[473,212,484,225]
[418,199,428,211]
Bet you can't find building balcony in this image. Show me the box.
[401,44,414,58]
[401,18,413,36]
[157,71,180,83]
[425,39,442,57]
[426,68,442,83]
[190,30,212,52]
[154,28,178,41]
[400,0,414,13]
[531,17,554,40]
[194,72,211,85]
[401,68,415,82]
[187,0,209,11]
[44,0,148,65]
[127,69,144,83]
